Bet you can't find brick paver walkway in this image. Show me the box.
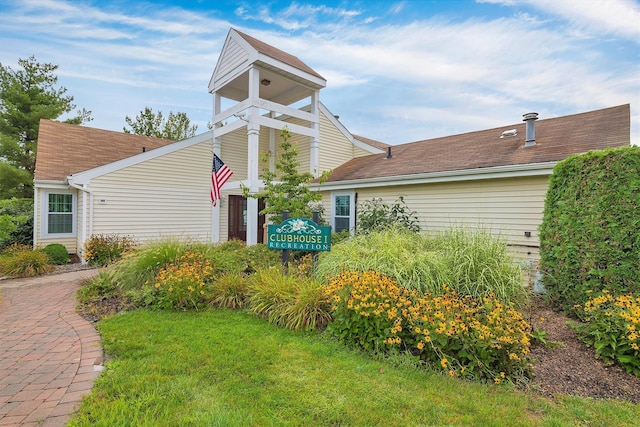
[0,270,101,426]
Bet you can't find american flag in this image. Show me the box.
[210,154,233,206]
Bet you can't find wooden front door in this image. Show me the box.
[228,195,265,243]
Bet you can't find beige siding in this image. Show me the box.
[88,140,213,245]
[335,175,549,263]
[318,112,361,170]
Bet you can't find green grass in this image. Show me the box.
[69,309,639,427]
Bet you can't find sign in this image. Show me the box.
[268,217,331,252]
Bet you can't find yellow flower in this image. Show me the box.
[494,378,501,384]
[416,341,425,350]
[449,370,455,377]
[440,358,448,369]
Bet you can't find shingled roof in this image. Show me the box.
[35,120,177,181]
[234,29,325,81]
[323,104,630,183]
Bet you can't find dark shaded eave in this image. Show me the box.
[323,104,630,183]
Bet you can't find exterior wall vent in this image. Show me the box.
[523,112,538,147]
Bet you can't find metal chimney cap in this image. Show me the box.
[523,112,539,121]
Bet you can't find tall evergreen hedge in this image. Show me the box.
[539,146,640,314]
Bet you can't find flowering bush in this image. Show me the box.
[573,291,640,376]
[151,251,214,310]
[406,286,531,382]
[324,270,417,353]
[84,234,137,266]
[324,270,532,382]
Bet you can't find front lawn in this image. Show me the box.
[68,309,639,427]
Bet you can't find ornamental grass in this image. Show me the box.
[324,270,532,383]
[573,291,640,376]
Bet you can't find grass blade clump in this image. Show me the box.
[432,227,525,305]
[314,226,525,305]
[314,228,439,293]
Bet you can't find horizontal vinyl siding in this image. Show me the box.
[346,175,549,262]
[89,140,213,244]
[215,38,248,84]
[318,112,361,170]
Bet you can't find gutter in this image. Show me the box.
[310,161,557,191]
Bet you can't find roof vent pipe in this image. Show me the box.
[523,112,538,147]
[386,146,392,159]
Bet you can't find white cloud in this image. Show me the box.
[479,0,640,39]
[1,0,637,145]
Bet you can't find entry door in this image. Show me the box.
[228,195,265,243]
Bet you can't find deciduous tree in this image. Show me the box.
[123,107,197,140]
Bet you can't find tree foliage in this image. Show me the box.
[243,127,324,224]
[0,56,91,198]
[123,107,197,140]
[539,146,640,315]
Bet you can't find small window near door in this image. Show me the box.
[332,192,354,233]
[45,193,74,235]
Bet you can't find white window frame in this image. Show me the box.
[41,190,76,238]
[331,191,355,233]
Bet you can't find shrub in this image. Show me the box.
[314,229,445,293]
[356,196,420,234]
[247,267,297,326]
[0,248,53,277]
[573,291,640,376]
[432,227,526,306]
[315,227,524,305]
[42,243,70,265]
[282,279,332,332]
[247,267,330,332]
[406,286,531,383]
[149,251,215,310]
[324,270,416,352]
[0,198,33,249]
[539,146,640,313]
[84,234,137,266]
[323,270,532,383]
[211,272,249,309]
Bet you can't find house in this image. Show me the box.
[33,28,630,263]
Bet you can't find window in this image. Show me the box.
[44,192,74,235]
[332,192,355,233]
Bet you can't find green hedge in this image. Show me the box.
[0,198,33,249]
[539,146,640,314]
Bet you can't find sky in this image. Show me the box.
[1,0,639,145]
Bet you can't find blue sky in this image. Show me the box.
[1,0,638,145]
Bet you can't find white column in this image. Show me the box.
[212,92,222,243]
[310,90,320,177]
[269,111,276,173]
[246,68,260,246]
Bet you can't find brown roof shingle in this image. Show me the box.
[325,104,630,183]
[35,120,177,181]
[235,29,325,81]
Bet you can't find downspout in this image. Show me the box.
[68,181,93,264]
[32,186,38,249]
